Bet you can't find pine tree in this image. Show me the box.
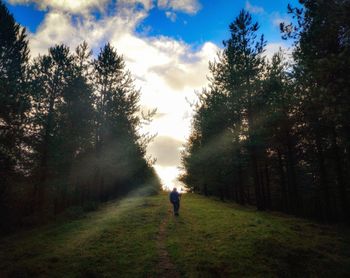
[282,0,350,221]
[0,0,30,226]
[218,9,266,209]
[0,0,30,179]
[93,43,148,199]
[182,10,267,207]
[261,51,300,213]
[29,45,75,213]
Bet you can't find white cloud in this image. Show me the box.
[271,11,291,28]
[158,0,201,14]
[7,0,109,13]
[27,1,148,57]
[245,1,264,14]
[9,0,201,14]
[119,37,217,142]
[265,42,292,61]
[147,136,183,166]
[165,11,177,22]
[118,0,154,11]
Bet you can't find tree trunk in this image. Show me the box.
[236,148,245,205]
[331,127,349,222]
[204,183,208,196]
[315,135,331,222]
[252,151,264,210]
[36,93,56,215]
[277,149,288,212]
[265,162,271,209]
[286,135,299,215]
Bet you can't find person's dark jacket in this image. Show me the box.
[169,191,180,203]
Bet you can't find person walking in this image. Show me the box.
[169,187,181,216]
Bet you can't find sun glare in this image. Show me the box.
[154,165,185,192]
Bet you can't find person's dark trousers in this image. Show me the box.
[172,201,180,216]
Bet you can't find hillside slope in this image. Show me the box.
[0,191,349,277]
[166,194,350,277]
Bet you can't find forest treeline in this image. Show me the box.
[181,0,350,222]
[0,1,160,232]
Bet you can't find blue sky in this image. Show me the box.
[138,0,299,46]
[4,0,300,188]
[6,3,45,32]
[6,0,299,49]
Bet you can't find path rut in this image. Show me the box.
[156,208,180,278]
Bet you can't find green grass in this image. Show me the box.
[0,189,166,277]
[166,194,350,277]
[1,191,349,277]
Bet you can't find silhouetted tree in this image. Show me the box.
[182,10,268,209]
[0,0,30,228]
[182,2,350,222]
[281,0,350,221]
[92,43,152,200]
[29,45,76,215]
[0,1,160,232]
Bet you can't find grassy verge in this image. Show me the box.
[1,191,349,277]
[0,189,166,278]
[166,194,350,277]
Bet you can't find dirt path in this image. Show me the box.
[156,208,180,278]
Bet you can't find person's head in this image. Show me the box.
[173,187,177,192]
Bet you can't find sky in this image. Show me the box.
[5,0,300,190]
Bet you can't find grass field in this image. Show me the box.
[1,190,349,277]
[166,194,350,277]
